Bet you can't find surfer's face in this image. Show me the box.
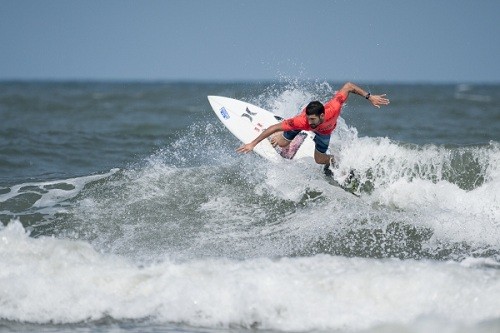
[306,114,324,129]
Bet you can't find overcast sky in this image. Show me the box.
[1,0,499,83]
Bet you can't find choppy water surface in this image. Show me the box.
[1,81,499,332]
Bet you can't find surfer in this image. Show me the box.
[236,82,389,168]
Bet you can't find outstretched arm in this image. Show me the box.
[236,122,283,153]
[339,82,390,108]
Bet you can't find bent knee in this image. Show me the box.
[272,134,290,147]
[277,140,290,148]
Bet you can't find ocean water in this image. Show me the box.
[0,81,499,333]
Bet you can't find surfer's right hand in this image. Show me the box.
[236,143,255,153]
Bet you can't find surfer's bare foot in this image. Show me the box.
[329,156,338,169]
[323,156,338,177]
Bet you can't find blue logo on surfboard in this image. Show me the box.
[220,107,230,119]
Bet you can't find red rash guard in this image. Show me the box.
[281,91,348,135]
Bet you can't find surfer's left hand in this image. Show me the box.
[369,94,390,108]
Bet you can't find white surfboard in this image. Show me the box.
[207,96,316,162]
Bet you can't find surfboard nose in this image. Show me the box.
[207,95,225,109]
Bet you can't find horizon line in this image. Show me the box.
[1,78,499,85]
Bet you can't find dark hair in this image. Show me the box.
[305,101,324,116]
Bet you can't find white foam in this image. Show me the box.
[1,221,499,331]
[322,135,500,247]
[375,178,500,245]
[0,169,119,214]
